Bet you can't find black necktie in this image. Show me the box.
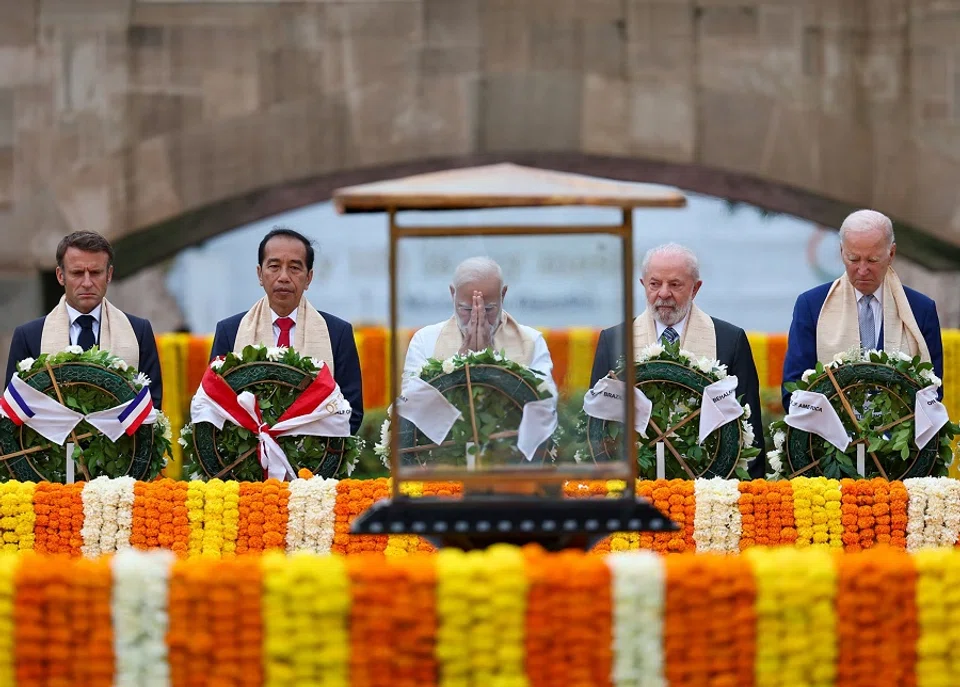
[661,326,679,345]
[76,315,96,351]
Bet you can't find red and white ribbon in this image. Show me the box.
[0,375,156,445]
[189,363,351,480]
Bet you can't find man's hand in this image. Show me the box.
[458,291,490,355]
[473,292,493,350]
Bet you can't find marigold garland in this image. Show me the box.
[332,479,390,555]
[185,480,206,558]
[0,554,16,686]
[0,481,35,552]
[837,547,918,687]
[746,547,837,687]
[914,548,952,687]
[637,479,696,552]
[9,477,960,559]
[236,481,289,555]
[347,555,406,687]
[792,476,844,549]
[74,557,113,687]
[32,482,84,555]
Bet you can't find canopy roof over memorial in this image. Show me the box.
[332,163,687,213]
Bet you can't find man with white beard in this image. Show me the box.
[589,243,765,477]
[402,257,554,384]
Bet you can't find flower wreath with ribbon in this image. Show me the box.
[770,347,958,481]
[580,339,759,480]
[374,347,558,470]
[0,346,171,482]
[180,345,363,482]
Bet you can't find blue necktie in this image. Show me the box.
[858,295,876,350]
[661,326,679,345]
[76,314,96,351]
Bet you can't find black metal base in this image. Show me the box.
[349,495,678,551]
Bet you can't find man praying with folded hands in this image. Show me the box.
[402,257,554,383]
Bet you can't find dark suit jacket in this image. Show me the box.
[210,310,364,434]
[4,312,164,408]
[782,281,943,410]
[590,317,766,478]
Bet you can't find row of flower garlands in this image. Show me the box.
[0,342,955,484]
[2,474,960,557]
[5,544,960,687]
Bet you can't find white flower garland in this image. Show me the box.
[81,476,136,558]
[112,549,174,687]
[693,477,743,553]
[285,477,338,554]
[905,478,960,551]
[607,551,666,687]
[80,477,107,558]
[285,478,308,552]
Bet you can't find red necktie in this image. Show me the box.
[276,317,294,347]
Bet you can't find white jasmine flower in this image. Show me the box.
[16,358,34,373]
[774,430,786,450]
[134,372,152,389]
[65,345,83,355]
[801,368,815,383]
[111,358,129,372]
[441,358,456,374]
[697,357,714,374]
[210,358,224,371]
[266,346,287,362]
[832,351,847,364]
[743,404,751,420]
[177,436,188,448]
[896,351,913,362]
[741,421,755,447]
[714,362,728,379]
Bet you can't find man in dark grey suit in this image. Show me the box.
[590,243,765,477]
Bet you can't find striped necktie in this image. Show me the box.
[661,326,679,345]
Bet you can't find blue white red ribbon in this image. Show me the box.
[0,375,156,445]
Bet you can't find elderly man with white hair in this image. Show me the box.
[782,209,943,409]
[590,242,766,477]
[402,257,554,382]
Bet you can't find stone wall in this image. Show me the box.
[4,0,960,355]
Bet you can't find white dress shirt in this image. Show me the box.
[655,312,690,343]
[65,302,102,346]
[854,285,883,349]
[403,320,555,389]
[271,308,298,345]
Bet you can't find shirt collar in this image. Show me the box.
[854,283,884,307]
[66,302,103,325]
[655,312,689,339]
[271,308,298,325]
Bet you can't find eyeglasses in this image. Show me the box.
[456,304,500,314]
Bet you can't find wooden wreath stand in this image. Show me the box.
[335,164,686,550]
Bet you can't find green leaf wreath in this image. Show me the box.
[770,348,959,480]
[0,346,171,482]
[180,344,363,482]
[581,339,759,480]
[374,348,557,469]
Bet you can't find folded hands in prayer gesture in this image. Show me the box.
[458,291,494,355]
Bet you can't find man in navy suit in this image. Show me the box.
[209,227,363,434]
[782,209,943,410]
[4,231,163,407]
